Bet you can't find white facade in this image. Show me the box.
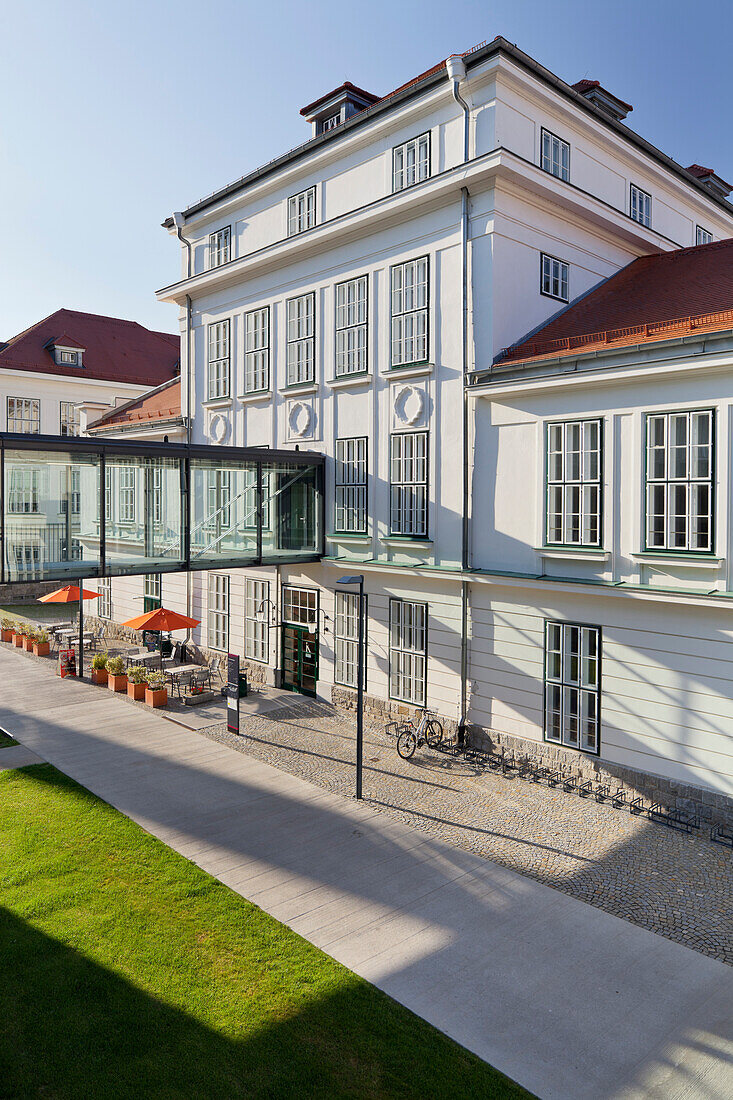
[99,41,733,802]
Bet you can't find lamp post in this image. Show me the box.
[338,575,365,800]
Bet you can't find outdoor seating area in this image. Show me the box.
[0,588,223,711]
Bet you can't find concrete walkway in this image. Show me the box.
[0,743,43,770]
[0,648,731,1100]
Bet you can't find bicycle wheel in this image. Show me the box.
[397,729,418,760]
[426,719,444,746]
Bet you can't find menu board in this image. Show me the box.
[58,649,76,678]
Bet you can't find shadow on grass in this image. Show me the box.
[0,767,527,1100]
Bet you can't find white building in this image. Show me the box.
[0,309,179,585]
[98,38,733,819]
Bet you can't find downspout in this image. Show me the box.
[446,55,472,744]
[172,212,195,645]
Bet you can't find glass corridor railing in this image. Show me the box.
[0,434,324,584]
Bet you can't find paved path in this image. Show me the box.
[0,648,732,1100]
[0,743,43,770]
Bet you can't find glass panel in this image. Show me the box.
[190,457,258,569]
[260,462,321,561]
[3,448,101,582]
[104,455,183,575]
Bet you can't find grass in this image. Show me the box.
[0,601,72,625]
[0,764,530,1100]
[0,729,18,747]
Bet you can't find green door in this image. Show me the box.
[281,624,318,697]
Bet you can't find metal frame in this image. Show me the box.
[0,432,325,585]
[642,407,716,555]
[542,617,602,757]
[544,417,604,549]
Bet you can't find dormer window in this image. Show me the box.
[300,82,379,137]
[59,350,77,364]
[46,335,85,366]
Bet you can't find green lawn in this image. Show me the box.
[0,729,18,747]
[0,764,529,1099]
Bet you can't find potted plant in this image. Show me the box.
[144,670,168,708]
[11,622,24,647]
[32,629,51,657]
[126,664,147,701]
[21,624,35,651]
[91,652,109,685]
[106,655,127,693]
[1,617,13,643]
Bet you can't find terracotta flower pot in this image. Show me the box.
[91,668,108,686]
[33,642,50,657]
[127,681,146,701]
[12,633,23,647]
[145,687,167,708]
[1,629,13,643]
[108,673,128,693]
[22,636,34,651]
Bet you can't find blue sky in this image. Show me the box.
[3,0,732,338]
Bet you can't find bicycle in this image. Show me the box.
[396,709,444,760]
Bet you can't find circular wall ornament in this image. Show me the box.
[289,401,314,438]
[209,413,229,444]
[394,385,424,426]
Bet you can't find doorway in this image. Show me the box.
[281,624,318,696]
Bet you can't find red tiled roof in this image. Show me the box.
[88,378,181,430]
[0,308,179,385]
[47,332,87,350]
[498,238,733,367]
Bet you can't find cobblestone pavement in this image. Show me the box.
[200,698,733,966]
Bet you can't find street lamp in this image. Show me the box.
[338,575,365,800]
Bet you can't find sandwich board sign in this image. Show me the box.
[227,652,239,734]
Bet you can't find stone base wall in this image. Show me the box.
[328,685,733,832]
[0,581,60,604]
[467,724,733,833]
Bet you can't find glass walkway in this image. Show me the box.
[0,433,324,584]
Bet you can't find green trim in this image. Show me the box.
[381,536,432,544]
[643,408,716,555]
[388,361,430,372]
[328,532,370,541]
[634,550,719,561]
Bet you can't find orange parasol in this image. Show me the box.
[38,585,101,603]
[121,607,200,632]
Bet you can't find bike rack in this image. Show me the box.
[594,784,610,804]
[611,787,627,809]
[578,779,594,798]
[711,823,733,849]
[648,803,700,834]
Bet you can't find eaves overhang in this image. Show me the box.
[162,36,733,229]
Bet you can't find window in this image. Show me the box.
[390,431,428,537]
[13,544,41,577]
[696,225,712,246]
[389,599,426,705]
[335,276,368,376]
[7,397,40,434]
[98,578,112,620]
[245,307,270,392]
[245,578,269,662]
[322,114,340,132]
[392,133,430,192]
[208,574,229,651]
[391,257,428,367]
[7,467,40,513]
[59,350,78,365]
[207,319,230,400]
[334,590,367,688]
[60,468,81,516]
[206,470,231,532]
[645,410,714,552]
[286,292,315,386]
[60,401,79,436]
[546,420,602,547]
[209,226,231,268]
[288,187,316,236]
[282,585,317,627]
[118,467,135,523]
[144,574,161,602]
[540,129,570,181]
[335,437,368,533]
[540,254,569,302]
[152,466,163,525]
[630,184,652,227]
[545,621,600,753]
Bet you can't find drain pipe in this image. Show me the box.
[446,55,472,744]
[172,212,195,646]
